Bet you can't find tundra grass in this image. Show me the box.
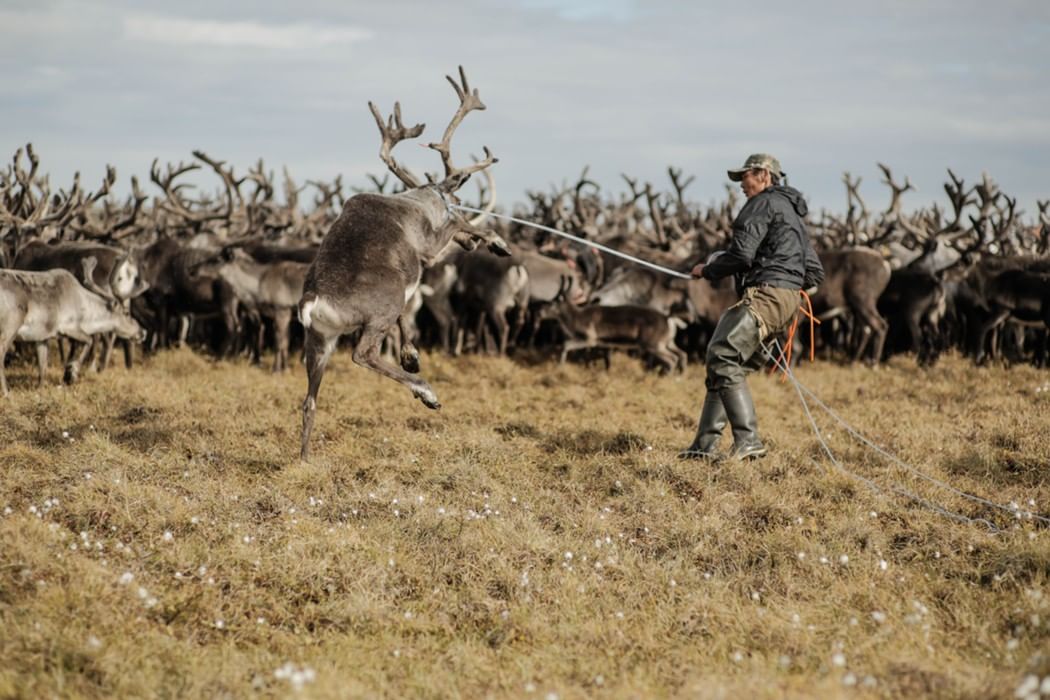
[1,349,1048,699]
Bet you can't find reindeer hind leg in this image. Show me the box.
[353,321,440,409]
[300,330,338,460]
[273,309,292,373]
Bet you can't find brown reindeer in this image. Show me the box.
[970,260,1050,365]
[192,247,310,372]
[537,279,687,373]
[809,248,892,364]
[297,67,510,460]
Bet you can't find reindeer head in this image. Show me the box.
[112,307,146,343]
[367,67,509,259]
[109,252,150,302]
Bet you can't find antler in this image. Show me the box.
[11,144,42,216]
[568,166,600,235]
[1036,200,1050,255]
[150,158,204,222]
[79,256,116,301]
[70,170,145,241]
[974,172,1000,219]
[246,159,274,206]
[841,172,870,244]
[0,146,84,237]
[877,163,914,222]
[367,101,425,189]
[667,166,695,209]
[466,159,497,227]
[192,150,243,221]
[81,165,117,210]
[941,168,975,232]
[644,183,668,248]
[620,173,646,206]
[426,66,498,193]
[107,176,148,238]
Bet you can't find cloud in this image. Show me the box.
[2,1,1047,217]
[122,14,372,50]
[514,0,639,22]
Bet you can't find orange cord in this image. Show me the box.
[770,290,819,381]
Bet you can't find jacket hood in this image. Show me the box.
[768,185,808,217]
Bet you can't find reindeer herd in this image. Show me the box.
[2,69,1049,435]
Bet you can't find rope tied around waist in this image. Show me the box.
[770,289,819,381]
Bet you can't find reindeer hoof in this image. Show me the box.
[488,238,513,257]
[401,351,420,374]
[413,384,440,410]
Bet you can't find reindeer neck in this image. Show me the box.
[395,187,461,264]
[220,260,265,297]
[75,292,119,335]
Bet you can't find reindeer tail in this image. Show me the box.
[298,292,318,329]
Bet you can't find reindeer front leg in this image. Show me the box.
[452,230,480,252]
[61,330,94,385]
[455,226,512,257]
[397,314,420,373]
[35,342,49,387]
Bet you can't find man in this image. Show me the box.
[680,154,824,461]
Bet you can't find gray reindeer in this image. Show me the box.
[298,67,510,460]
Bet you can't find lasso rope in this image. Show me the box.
[452,203,1046,531]
[762,338,1048,531]
[450,204,694,280]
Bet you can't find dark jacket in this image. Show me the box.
[702,185,825,292]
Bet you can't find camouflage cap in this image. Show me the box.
[727,153,784,182]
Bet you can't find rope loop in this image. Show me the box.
[770,289,820,381]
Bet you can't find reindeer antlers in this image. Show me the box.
[428,66,498,193]
[369,67,497,194]
[368,100,426,189]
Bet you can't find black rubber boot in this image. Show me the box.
[678,392,727,461]
[719,383,768,460]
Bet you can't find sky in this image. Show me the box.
[2,0,1048,220]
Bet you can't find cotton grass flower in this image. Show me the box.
[274,662,316,692]
[1013,674,1042,699]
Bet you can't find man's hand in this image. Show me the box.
[690,263,705,279]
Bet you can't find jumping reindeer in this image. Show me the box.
[298,67,511,460]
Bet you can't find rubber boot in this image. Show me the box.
[677,392,727,461]
[719,383,768,460]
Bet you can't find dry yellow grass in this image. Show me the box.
[1,348,1048,699]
